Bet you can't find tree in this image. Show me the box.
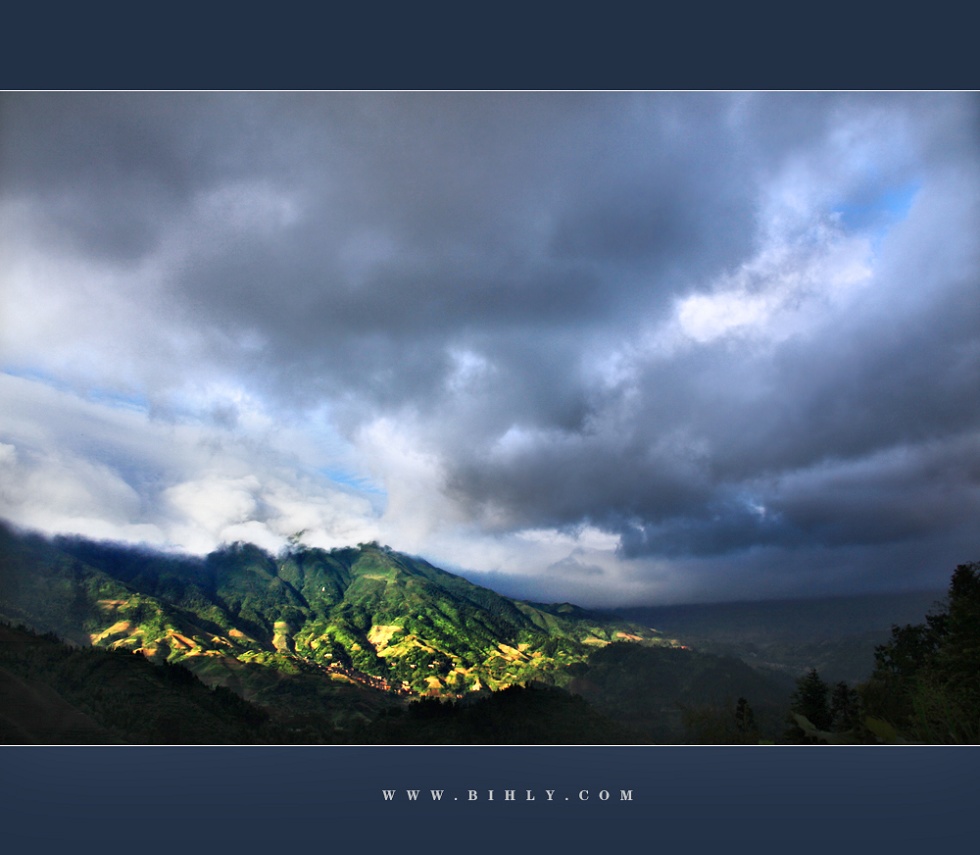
[787,668,831,739]
[829,681,861,732]
[734,697,758,742]
[862,562,980,743]
[936,563,980,712]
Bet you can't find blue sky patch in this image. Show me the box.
[834,180,920,233]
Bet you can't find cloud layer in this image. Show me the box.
[1,92,977,605]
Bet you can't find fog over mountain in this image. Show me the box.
[1,92,977,606]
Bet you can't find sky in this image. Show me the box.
[1,92,977,607]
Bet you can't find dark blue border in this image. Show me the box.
[2,746,975,851]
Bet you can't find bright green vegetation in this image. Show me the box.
[0,523,671,716]
[0,619,638,745]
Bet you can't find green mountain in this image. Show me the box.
[0,522,811,742]
[0,619,641,745]
[0,522,672,708]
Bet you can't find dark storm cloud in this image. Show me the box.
[4,94,752,365]
[1,93,236,259]
[430,94,978,588]
[2,91,978,602]
[149,92,766,415]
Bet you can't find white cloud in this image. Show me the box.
[0,372,382,554]
[1,200,209,405]
[674,225,873,345]
[163,475,261,547]
[355,416,460,547]
[0,440,161,544]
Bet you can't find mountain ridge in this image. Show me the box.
[0,522,675,705]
